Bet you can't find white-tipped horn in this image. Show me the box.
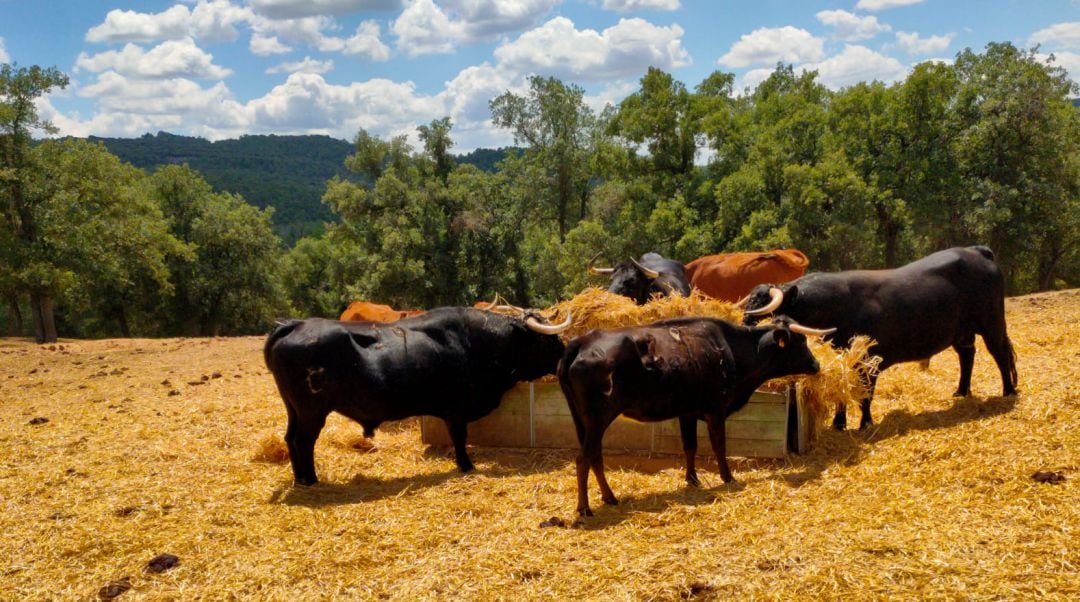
[587,252,615,275]
[788,322,836,337]
[733,294,750,309]
[525,312,573,335]
[743,287,783,317]
[630,257,660,279]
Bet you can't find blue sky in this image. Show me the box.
[1,0,1077,151]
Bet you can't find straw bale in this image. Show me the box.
[0,290,1077,600]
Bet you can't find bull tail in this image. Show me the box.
[264,319,303,371]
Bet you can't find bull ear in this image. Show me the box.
[758,328,789,353]
[782,284,798,303]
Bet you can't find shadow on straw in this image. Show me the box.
[780,393,1018,488]
[868,393,1018,443]
[271,468,462,507]
[572,481,747,530]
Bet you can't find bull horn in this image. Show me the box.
[587,252,614,275]
[743,287,783,317]
[788,323,836,337]
[630,257,660,279]
[525,312,573,335]
[733,294,750,308]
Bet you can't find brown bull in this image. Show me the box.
[684,249,809,303]
[339,301,424,323]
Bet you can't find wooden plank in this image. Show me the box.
[421,381,801,459]
[532,382,571,416]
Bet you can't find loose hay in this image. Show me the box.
[0,291,1077,600]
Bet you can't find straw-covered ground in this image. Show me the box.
[1,290,1077,600]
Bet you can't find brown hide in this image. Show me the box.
[685,249,809,302]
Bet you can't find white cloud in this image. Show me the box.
[85,5,193,43]
[248,0,403,20]
[717,26,824,68]
[393,0,560,56]
[1030,22,1080,50]
[0,37,8,63]
[393,0,464,55]
[816,9,890,41]
[321,20,391,59]
[189,0,256,43]
[1037,51,1080,87]
[583,80,637,112]
[601,0,680,11]
[854,0,924,11]
[75,38,233,80]
[494,16,689,81]
[250,33,293,54]
[735,67,775,94]
[805,44,906,89]
[266,56,335,74]
[894,31,954,55]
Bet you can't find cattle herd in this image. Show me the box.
[265,245,1018,516]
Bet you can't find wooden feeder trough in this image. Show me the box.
[422,380,810,459]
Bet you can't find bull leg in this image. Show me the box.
[286,407,327,486]
[577,420,617,516]
[587,424,617,506]
[952,334,977,397]
[832,402,847,431]
[678,416,700,486]
[445,418,474,473]
[984,334,1018,396]
[858,373,879,431]
[704,415,734,483]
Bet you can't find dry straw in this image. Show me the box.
[1,291,1076,600]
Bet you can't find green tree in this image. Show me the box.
[151,165,288,335]
[417,117,455,183]
[490,75,597,240]
[31,139,187,337]
[950,43,1080,289]
[0,63,70,342]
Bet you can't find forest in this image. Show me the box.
[2,42,1078,342]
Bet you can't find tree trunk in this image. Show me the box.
[117,307,131,338]
[29,290,58,344]
[5,294,23,337]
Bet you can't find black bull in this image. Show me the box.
[558,316,832,516]
[264,307,569,485]
[589,252,691,304]
[742,245,1018,430]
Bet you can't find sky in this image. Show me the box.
[1,0,1078,152]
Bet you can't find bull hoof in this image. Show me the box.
[457,461,475,473]
[858,420,873,431]
[578,507,593,517]
[602,495,618,506]
[686,472,701,487]
[952,389,971,398]
[1004,387,1018,397]
[294,477,317,487]
[832,417,846,431]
